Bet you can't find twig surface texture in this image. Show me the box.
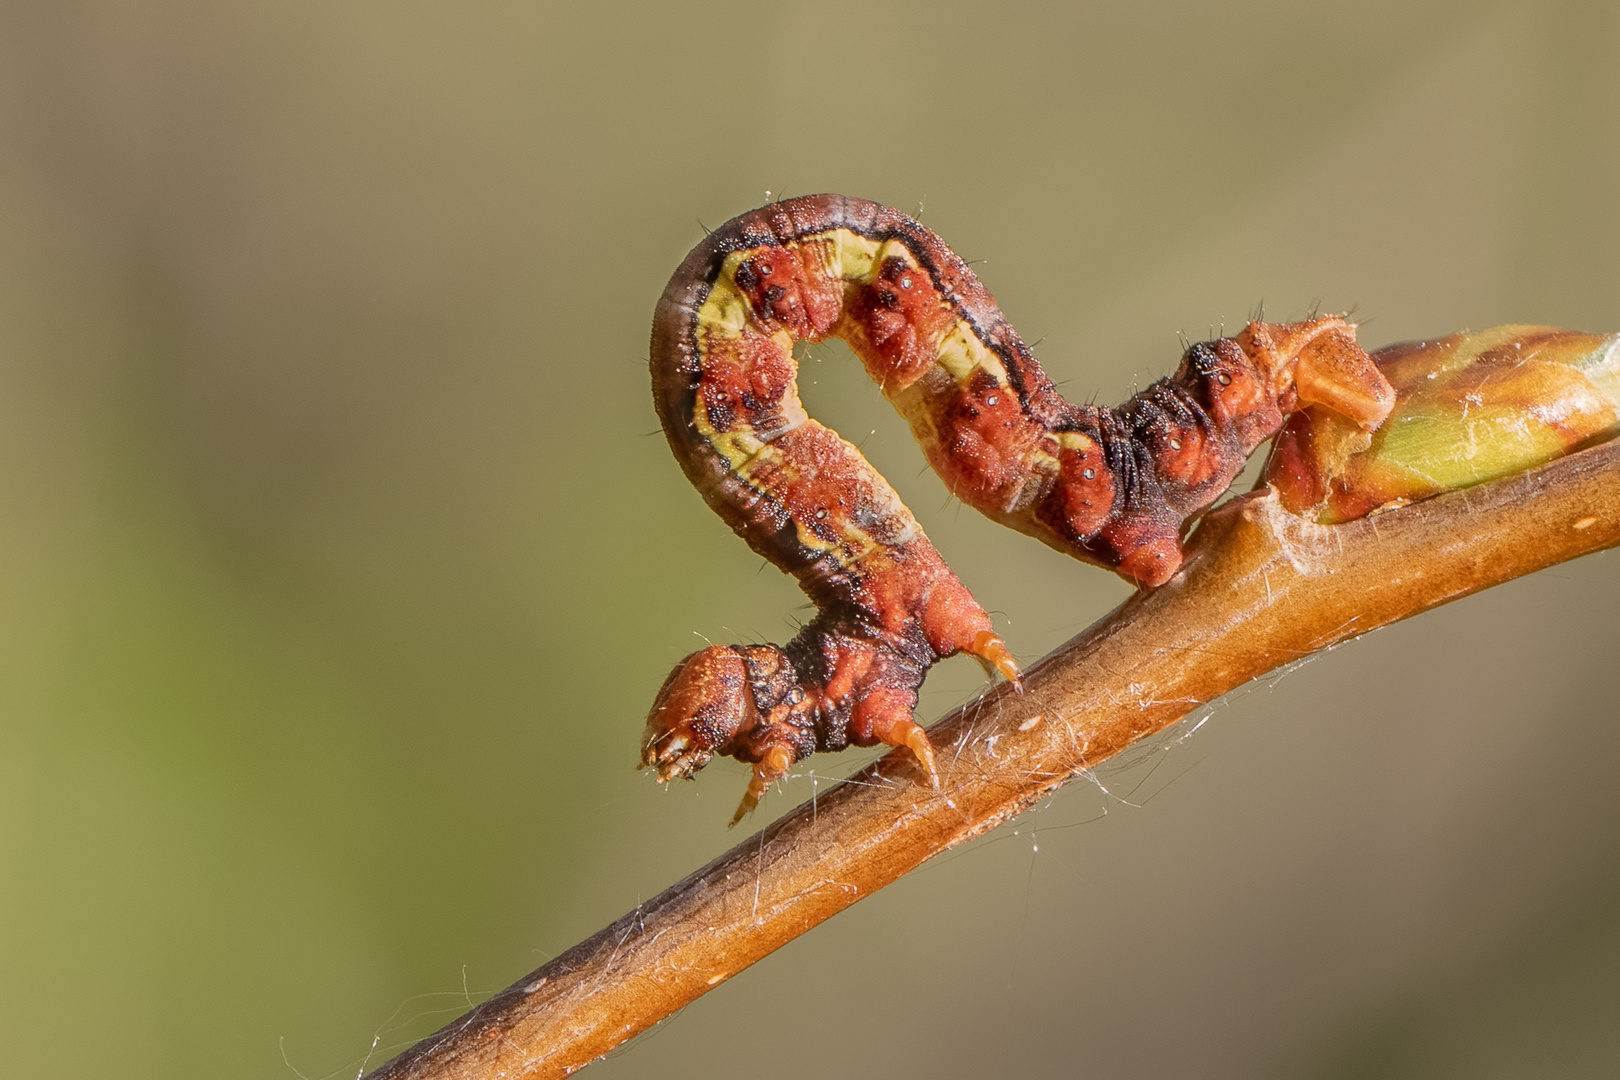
[369,439,1620,1080]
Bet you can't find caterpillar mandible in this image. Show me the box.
[642,195,1395,823]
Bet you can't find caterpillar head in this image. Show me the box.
[640,645,753,782]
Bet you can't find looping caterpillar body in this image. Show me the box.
[642,195,1395,822]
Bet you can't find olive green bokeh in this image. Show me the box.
[2,3,1619,1078]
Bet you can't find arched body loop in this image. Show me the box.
[642,195,1394,821]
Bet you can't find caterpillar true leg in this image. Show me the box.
[643,195,1395,819]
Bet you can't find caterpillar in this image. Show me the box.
[642,194,1395,823]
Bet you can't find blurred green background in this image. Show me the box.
[3,2,1619,1077]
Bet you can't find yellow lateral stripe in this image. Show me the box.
[829,228,883,283]
[691,227,1020,486]
[1054,431,1098,452]
[695,266,751,338]
[934,320,1010,386]
[699,421,767,472]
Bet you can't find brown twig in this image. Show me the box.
[366,439,1620,1080]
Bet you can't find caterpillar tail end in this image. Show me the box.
[1256,317,1396,432]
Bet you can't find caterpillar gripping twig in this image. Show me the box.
[642,195,1394,822]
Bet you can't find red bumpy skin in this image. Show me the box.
[643,195,1395,821]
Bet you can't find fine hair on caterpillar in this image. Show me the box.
[642,194,1395,823]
